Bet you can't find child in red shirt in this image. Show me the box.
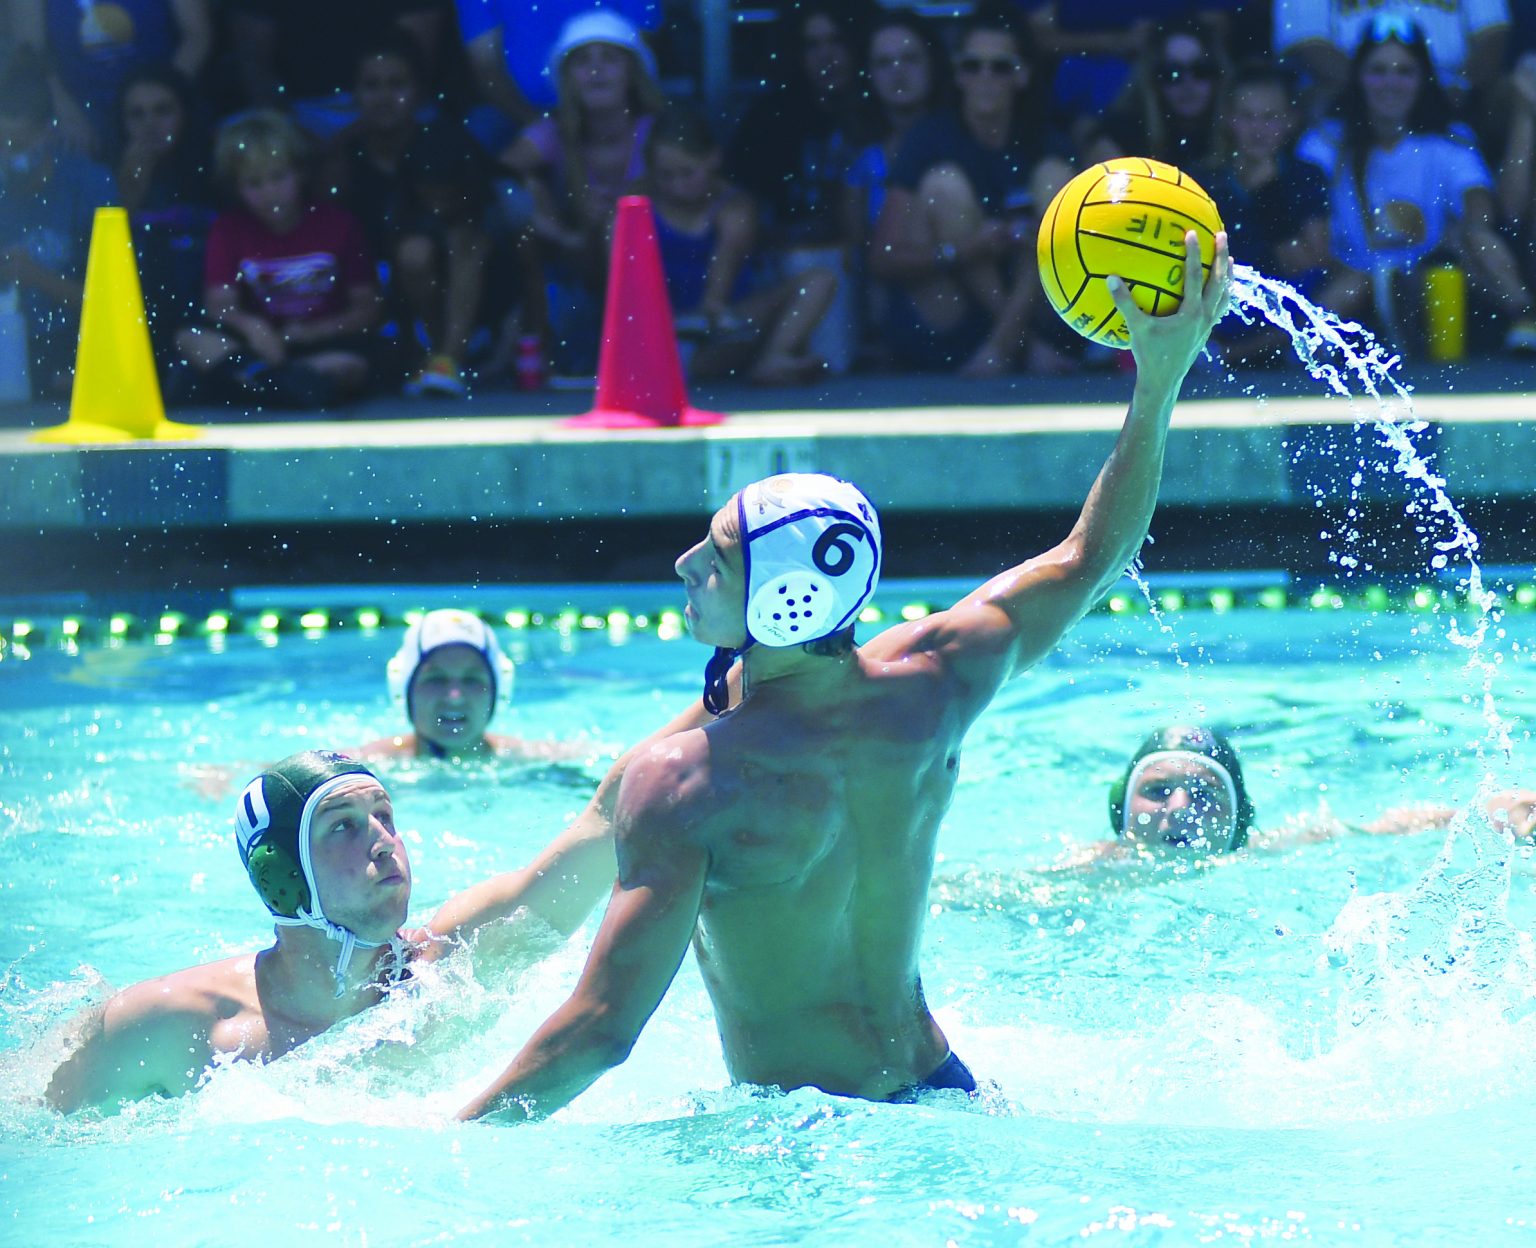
[175,110,384,409]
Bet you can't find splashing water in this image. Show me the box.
[1222,264,1531,1039]
[1227,263,1511,762]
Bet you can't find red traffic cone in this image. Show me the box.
[562,196,725,429]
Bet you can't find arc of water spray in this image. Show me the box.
[1227,263,1512,763]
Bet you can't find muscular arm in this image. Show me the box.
[45,979,214,1113]
[456,744,710,1122]
[878,232,1231,700]
[426,688,729,953]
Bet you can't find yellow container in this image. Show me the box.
[1423,263,1466,362]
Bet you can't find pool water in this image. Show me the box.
[4,594,1536,1245]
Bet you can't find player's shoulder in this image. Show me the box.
[110,955,255,1034]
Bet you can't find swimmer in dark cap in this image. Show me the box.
[45,689,719,1112]
[460,232,1232,1121]
[1108,724,1256,854]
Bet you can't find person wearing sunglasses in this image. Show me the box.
[868,1,1075,377]
[1274,2,1509,114]
[1084,18,1229,169]
[1296,14,1536,355]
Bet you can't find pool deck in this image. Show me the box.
[3,358,1535,593]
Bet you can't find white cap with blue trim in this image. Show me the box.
[738,473,882,648]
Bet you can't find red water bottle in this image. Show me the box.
[514,335,546,392]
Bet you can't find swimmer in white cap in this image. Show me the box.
[459,231,1234,1120]
[44,730,712,1112]
[359,609,570,762]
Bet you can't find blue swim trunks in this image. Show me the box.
[887,1051,978,1103]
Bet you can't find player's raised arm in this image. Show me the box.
[892,230,1231,698]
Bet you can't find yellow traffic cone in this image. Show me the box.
[31,206,200,443]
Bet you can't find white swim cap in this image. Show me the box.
[737,473,882,648]
[548,11,657,84]
[387,609,514,718]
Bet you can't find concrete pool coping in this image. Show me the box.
[3,388,1536,532]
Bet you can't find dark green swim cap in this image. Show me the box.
[1107,725,1256,849]
[234,750,379,918]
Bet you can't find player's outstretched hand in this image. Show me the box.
[1107,229,1231,393]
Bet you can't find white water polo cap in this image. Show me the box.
[738,473,882,648]
[387,609,514,719]
[235,751,405,995]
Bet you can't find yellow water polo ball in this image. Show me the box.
[1036,157,1223,349]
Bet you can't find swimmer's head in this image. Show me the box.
[235,751,408,991]
[387,610,514,751]
[680,473,882,713]
[1108,725,1255,851]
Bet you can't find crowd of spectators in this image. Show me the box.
[3,0,1536,412]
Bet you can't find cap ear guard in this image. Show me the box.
[246,842,310,918]
[748,571,839,647]
[738,479,882,650]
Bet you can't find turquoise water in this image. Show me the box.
[4,595,1536,1245]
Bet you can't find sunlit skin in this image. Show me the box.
[409,645,497,757]
[235,154,303,233]
[1122,756,1237,851]
[44,742,645,1113]
[1157,33,1216,122]
[868,26,931,114]
[459,232,1234,1121]
[305,779,413,938]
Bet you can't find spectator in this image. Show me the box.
[0,44,115,400]
[1296,14,1536,354]
[12,0,212,155]
[497,9,664,373]
[225,0,453,140]
[724,1,875,375]
[1196,60,1367,366]
[455,0,660,153]
[175,110,385,409]
[1274,0,1508,115]
[1019,1,1247,142]
[1491,52,1536,286]
[112,65,216,396]
[646,106,835,385]
[335,31,494,398]
[725,1,871,250]
[1084,16,1230,168]
[843,11,950,260]
[842,11,950,367]
[869,2,1074,376]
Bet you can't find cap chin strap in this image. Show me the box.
[1122,750,1240,851]
[280,774,407,997]
[702,643,750,716]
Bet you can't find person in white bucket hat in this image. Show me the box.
[460,231,1234,1121]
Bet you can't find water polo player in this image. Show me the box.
[361,609,580,763]
[45,747,627,1111]
[1109,724,1256,853]
[456,223,1235,1124]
